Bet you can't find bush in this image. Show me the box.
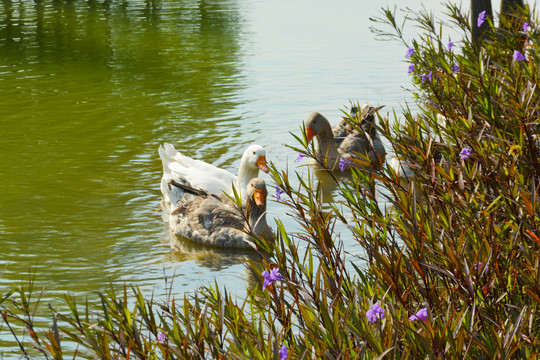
[2,2,539,358]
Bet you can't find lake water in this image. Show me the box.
[0,0,481,353]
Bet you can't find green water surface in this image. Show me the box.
[0,0,450,353]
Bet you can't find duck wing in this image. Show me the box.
[168,161,236,194]
[338,131,386,169]
[171,194,254,248]
[332,121,352,148]
[169,180,255,248]
[159,143,237,207]
[332,105,362,147]
[338,132,371,158]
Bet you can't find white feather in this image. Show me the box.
[158,143,268,210]
[389,156,414,180]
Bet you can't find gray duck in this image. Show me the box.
[168,178,272,249]
[303,104,387,171]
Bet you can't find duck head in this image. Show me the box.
[247,178,267,209]
[304,112,333,142]
[242,145,269,173]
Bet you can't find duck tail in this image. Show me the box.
[162,142,177,157]
[170,180,209,198]
[169,180,217,210]
[159,143,183,209]
[159,143,179,169]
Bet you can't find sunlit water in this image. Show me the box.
[0,0,487,354]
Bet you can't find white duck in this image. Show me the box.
[389,156,415,181]
[169,178,273,248]
[389,139,451,183]
[159,143,269,209]
[303,105,386,171]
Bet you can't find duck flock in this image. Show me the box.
[158,104,392,249]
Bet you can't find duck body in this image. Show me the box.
[304,105,386,171]
[159,143,268,210]
[304,112,342,170]
[389,156,415,180]
[332,105,360,147]
[169,178,272,249]
[390,140,453,183]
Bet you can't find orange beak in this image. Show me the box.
[306,127,315,143]
[253,189,265,207]
[257,155,269,173]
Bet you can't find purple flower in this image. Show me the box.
[459,147,471,159]
[279,345,288,360]
[478,10,487,27]
[408,63,415,74]
[421,71,433,84]
[157,331,168,343]
[523,22,530,32]
[366,303,385,323]
[406,47,416,58]
[262,268,283,290]
[339,158,351,172]
[453,64,460,73]
[475,262,488,271]
[409,307,428,321]
[448,41,454,50]
[513,50,526,61]
[296,153,305,162]
[276,186,284,201]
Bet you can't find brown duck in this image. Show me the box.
[303,104,386,171]
[169,178,273,249]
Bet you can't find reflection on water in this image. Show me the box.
[0,0,250,351]
[1,0,457,354]
[168,233,261,271]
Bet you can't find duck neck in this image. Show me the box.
[236,162,259,198]
[315,126,340,164]
[247,203,267,236]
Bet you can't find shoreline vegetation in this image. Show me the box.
[2,2,539,358]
